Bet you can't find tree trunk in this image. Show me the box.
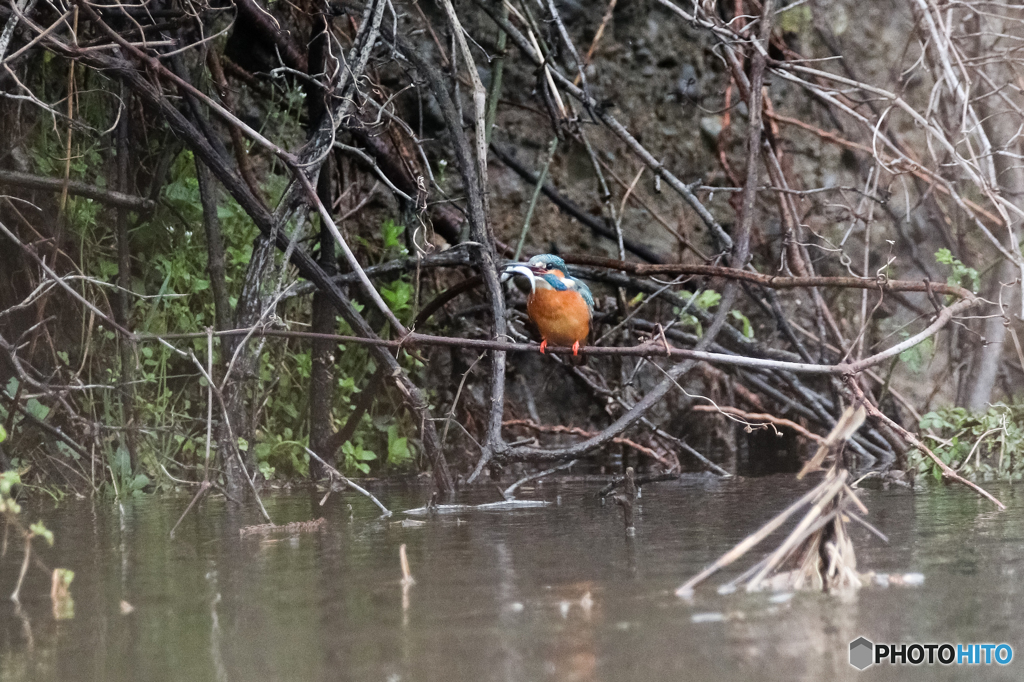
[218,237,277,496]
[196,157,231,333]
[964,4,1024,410]
[309,163,338,479]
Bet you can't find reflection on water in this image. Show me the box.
[1,477,1022,681]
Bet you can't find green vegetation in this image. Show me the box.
[5,129,421,491]
[935,248,980,293]
[911,404,1024,481]
[675,290,754,339]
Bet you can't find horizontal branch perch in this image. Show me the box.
[141,294,976,376]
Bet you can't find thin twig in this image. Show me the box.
[503,459,577,499]
[305,447,392,517]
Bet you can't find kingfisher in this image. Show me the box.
[502,254,595,357]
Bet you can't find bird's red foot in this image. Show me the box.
[539,339,547,354]
[572,340,580,356]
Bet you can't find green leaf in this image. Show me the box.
[730,309,754,338]
[934,248,980,293]
[109,445,132,481]
[53,567,74,588]
[694,290,721,310]
[382,280,414,316]
[388,424,411,464]
[0,470,20,496]
[30,521,55,546]
[354,448,376,461]
[380,219,406,252]
[678,312,702,337]
[0,424,5,443]
[22,398,46,420]
[919,411,949,431]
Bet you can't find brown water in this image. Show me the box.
[1,476,1021,681]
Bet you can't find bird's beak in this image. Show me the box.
[501,264,538,294]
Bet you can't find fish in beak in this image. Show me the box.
[501,263,539,294]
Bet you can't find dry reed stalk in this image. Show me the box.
[678,406,878,597]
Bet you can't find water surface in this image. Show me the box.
[1,476,1021,681]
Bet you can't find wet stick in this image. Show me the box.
[613,467,638,535]
[400,544,415,587]
[305,448,391,517]
[503,459,577,500]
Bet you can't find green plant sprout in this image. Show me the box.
[934,248,980,293]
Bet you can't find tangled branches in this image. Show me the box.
[0,0,1020,509]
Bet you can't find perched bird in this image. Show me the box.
[502,254,595,357]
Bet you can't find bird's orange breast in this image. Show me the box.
[527,288,591,347]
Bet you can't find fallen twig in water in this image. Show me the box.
[611,467,639,535]
[305,447,392,517]
[845,378,1006,510]
[169,480,212,539]
[503,459,577,499]
[404,500,551,516]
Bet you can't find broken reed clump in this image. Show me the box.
[677,406,884,597]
